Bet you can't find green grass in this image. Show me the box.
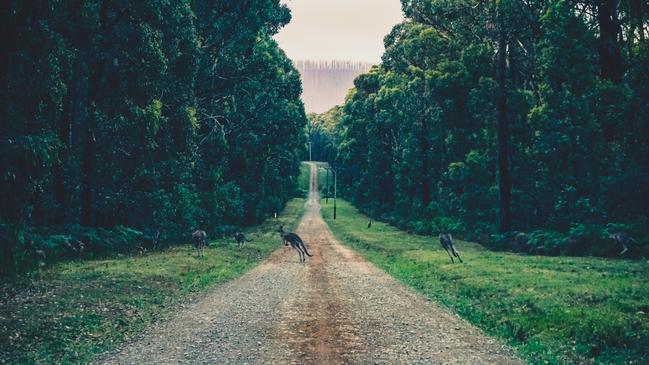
[0,164,312,364]
[322,199,649,365]
[296,163,310,197]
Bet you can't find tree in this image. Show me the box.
[496,2,512,232]
[328,0,649,252]
[596,0,624,82]
[0,0,307,275]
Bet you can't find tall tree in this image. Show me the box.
[596,0,624,82]
[329,0,648,253]
[0,0,307,274]
[497,3,512,232]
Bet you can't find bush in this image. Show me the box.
[14,225,146,272]
[487,220,649,258]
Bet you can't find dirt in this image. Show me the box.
[97,163,525,364]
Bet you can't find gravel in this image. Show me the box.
[97,163,525,365]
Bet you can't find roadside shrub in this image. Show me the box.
[526,230,566,255]
[487,220,648,258]
[432,216,467,235]
[411,220,431,235]
[14,226,145,272]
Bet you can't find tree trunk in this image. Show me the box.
[420,119,431,206]
[81,0,108,226]
[53,87,72,224]
[81,130,95,226]
[597,0,623,83]
[497,21,512,233]
[0,6,9,119]
[0,2,34,275]
[630,0,645,43]
[0,236,15,276]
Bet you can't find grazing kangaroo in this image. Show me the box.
[234,232,251,248]
[63,238,85,256]
[439,233,463,263]
[514,232,529,247]
[278,224,312,263]
[192,230,208,258]
[22,240,46,262]
[609,232,637,256]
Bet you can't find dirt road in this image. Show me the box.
[98,163,524,364]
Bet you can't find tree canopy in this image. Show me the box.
[319,0,648,256]
[0,0,307,274]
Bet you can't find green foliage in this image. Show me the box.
[0,0,307,275]
[319,0,649,256]
[488,220,649,258]
[297,162,312,197]
[0,197,305,363]
[306,106,343,162]
[323,198,649,365]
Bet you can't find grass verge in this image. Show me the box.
[0,165,311,364]
[322,199,649,365]
[0,198,304,364]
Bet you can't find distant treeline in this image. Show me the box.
[296,60,371,113]
[296,60,373,71]
[0,0,306,274]
[311,0,649,257]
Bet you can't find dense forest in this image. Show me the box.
[311,0,649,256]
[0,0,307,275]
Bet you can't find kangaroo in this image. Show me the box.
[439,233,463,263]
[192,230,208,258]
[514,232,529,250]
[234,232,251,248]
[514,232,528,246]
[367,219,372,229]
[278,224,312,263]
[609,232,637,256]
[22,239,46,262]
[63,238,85,257]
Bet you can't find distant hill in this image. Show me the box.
[295,60,373,113]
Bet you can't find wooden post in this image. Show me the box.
[333,169,337,220]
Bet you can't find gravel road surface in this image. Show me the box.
[98,163,524,365]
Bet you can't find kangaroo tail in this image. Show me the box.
[302,243,313,257]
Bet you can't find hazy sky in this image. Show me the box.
[275,0,405,63]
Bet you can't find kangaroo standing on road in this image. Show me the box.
[192,230,208,258]
[439,233,463,263]
[278,224,312,263]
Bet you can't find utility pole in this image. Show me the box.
[324,165,337,219]
[334,170,337,220]
[328,166,336,220]
[307,142,313,161]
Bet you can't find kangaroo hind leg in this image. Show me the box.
[445,248,455,263]
[300,247,307,263]
[453,248,463,263]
